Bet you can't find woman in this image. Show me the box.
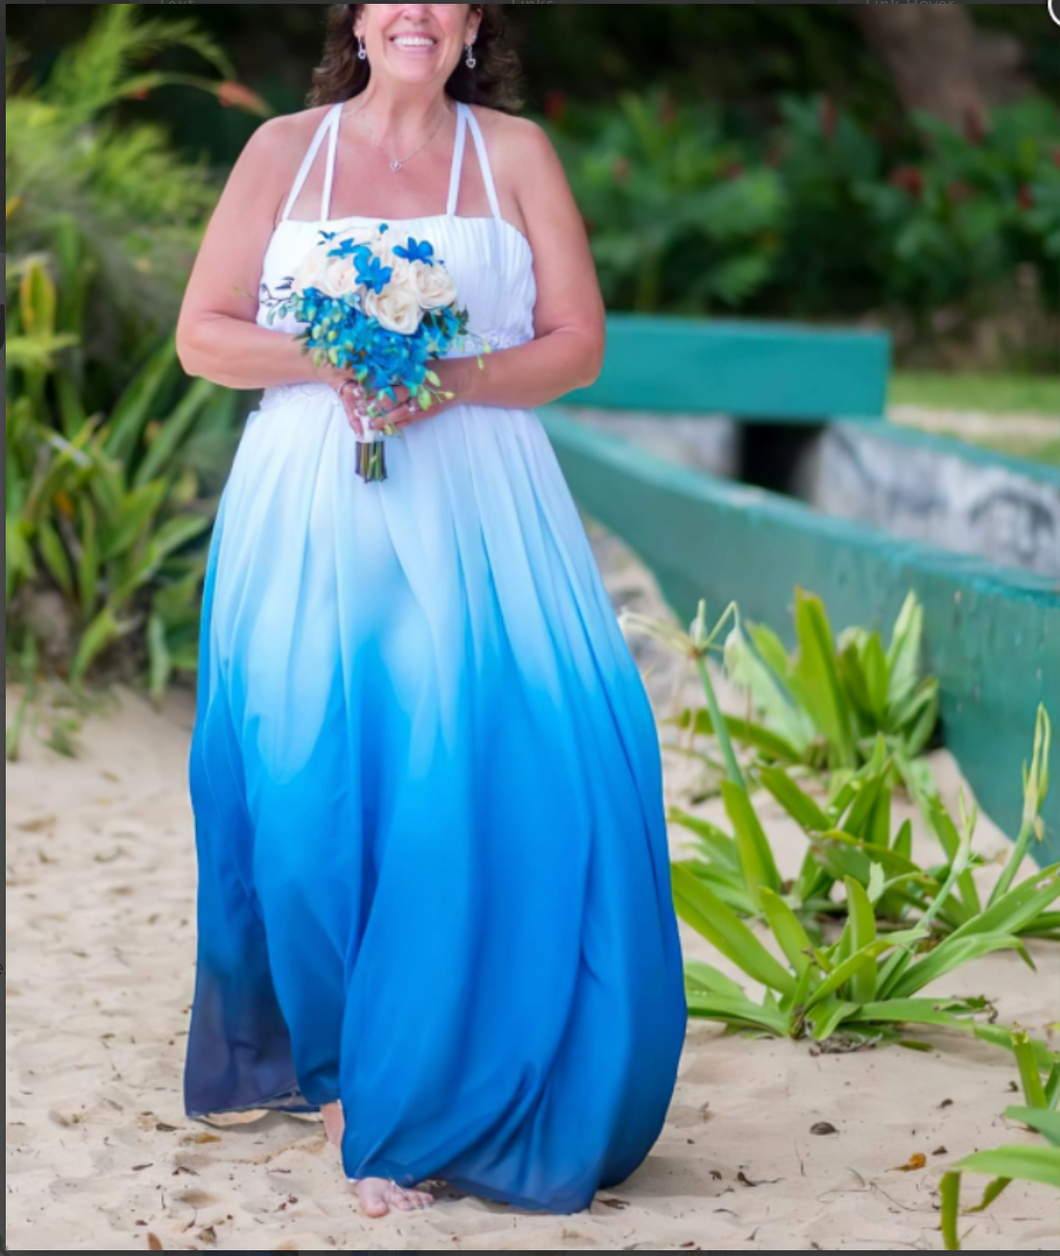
[176,2,686,1220]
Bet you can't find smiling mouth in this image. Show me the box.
[390,35,439,51]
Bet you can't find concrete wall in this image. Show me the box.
[813,425,1060,579]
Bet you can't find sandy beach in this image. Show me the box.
[6,524,1058,1252]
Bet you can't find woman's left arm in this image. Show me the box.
[376,116,605,429]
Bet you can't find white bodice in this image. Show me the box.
[255,101,537,358]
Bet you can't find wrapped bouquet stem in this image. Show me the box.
[266,222,486,484]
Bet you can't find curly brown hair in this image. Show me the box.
[309,4,523,113]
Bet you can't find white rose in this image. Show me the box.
[383,256,419,295]
[319,256,361,299]
[364,284,422,335]
[415,262,458,311]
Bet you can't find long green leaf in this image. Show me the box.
[685,989,788,1035]
[760,888,814,976]
[36,518,74,599]
[847,998,978,1031]
[71,605,122,683]
[99,479,169,561]
[951,1145,1060,1190]
[759,765,831,831]
[791,588,857,768]
[975,1025,1059,1072]
[147,612,171,708]
[152,512,212,561]
[809,996,858,1041]
[840,770,888,842]
[672,862,796,996]
[76,495,100,616]
[890,933,1026,1000]
[846,877,878,1003]
[722,779,782,906]
[1006,1107,1060,1147]
[939,1171,963,1251]
[679,707,805,767]
[887,591,924,709]
[684,961,747,1000]
[925,794,981,919]
[686,861,758,917]
[1011,1031,1050,1110]
[668,808,740,870]
[134,377,216,486]
[806,938,892,1009]
[102,338,178,466]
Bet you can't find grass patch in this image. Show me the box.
[890,372,1060,417]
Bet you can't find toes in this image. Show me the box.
[387,1183,433,1212]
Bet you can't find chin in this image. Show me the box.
[382,60,447,87]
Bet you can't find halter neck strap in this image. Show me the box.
[463,105,502,222]
[281,103,342,223]
[447,102,502,221]
[445,103,469,217]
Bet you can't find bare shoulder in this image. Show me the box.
[468,105,565,197]
[470,105,556,162]
[237,103,333,174]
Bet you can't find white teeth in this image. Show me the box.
[393,37,436,48]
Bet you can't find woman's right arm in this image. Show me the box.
[175,114,353,403]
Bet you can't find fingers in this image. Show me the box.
[371,396,421,432]
[337,379,367,438]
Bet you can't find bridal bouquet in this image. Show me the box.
[267,224,484,482]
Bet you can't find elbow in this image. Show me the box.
[175,317,206,380]
[577,328,606,389]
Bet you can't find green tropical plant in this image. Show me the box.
[6,4,267,365]
[6,259,237,702]
[940,1032,1060,1249]
[546,89,1059,362]
[623,593,1059,1042]
[623,590,939,815]
[5,6,257,705]
[624,591,1056,936]
[555,89,784,313]
[673,811,1059,1046]
[720,589,939,773]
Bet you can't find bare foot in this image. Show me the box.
[322,1100,344,1148]
[349,1177,435,1217]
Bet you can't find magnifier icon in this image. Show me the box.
[1050,0,1060,27]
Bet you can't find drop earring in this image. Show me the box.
[465,42,477,70]
[358,35,368,61]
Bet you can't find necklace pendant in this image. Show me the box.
[390,159,402,173]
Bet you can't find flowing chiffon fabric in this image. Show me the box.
[184,101,687,1214]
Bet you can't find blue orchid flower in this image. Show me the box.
[393,237,435,266]
[355,253,394,294]
[328,239,370,262]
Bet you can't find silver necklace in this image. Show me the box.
[353,101,450,174]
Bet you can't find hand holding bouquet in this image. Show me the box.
[268,223,486,482]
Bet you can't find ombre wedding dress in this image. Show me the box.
[184,100,687,1214]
